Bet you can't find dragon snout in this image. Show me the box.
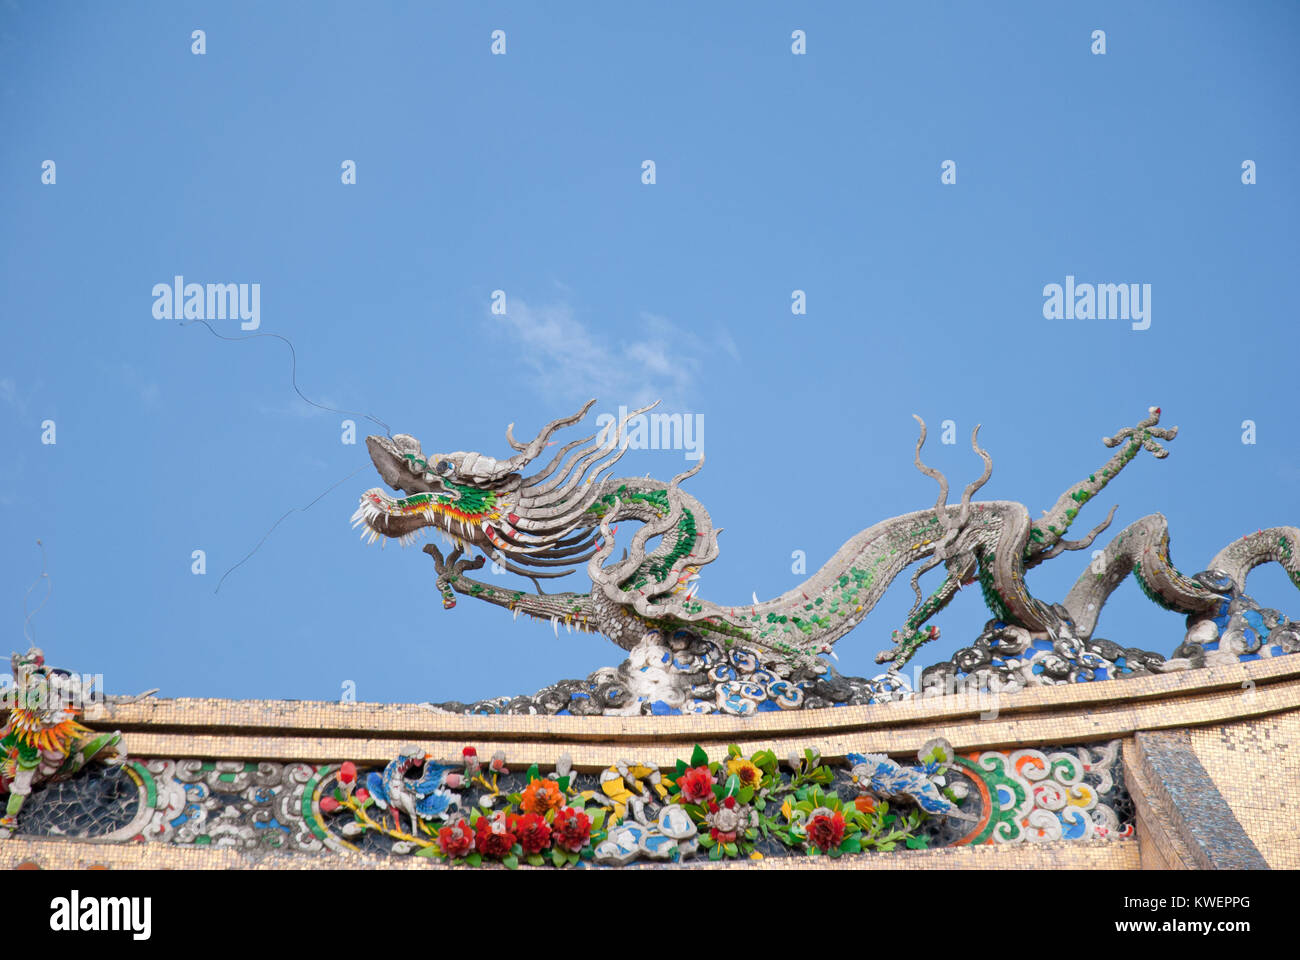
[366,435,410,491]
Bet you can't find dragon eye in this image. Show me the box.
[434,460,454,477]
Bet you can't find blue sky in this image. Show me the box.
[2,1,1297,703]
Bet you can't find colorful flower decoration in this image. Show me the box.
[509,812,552,855]
[704,795,759,845]
[439,817,475,859]
[726,756,763,792]
[806,808,846,852]
[674,765,715,804]
[520,777,565,816]
[474,811,517,860]
[327,738,1127,867]
[552,807,592,852]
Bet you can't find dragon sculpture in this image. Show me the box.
[0,648,126,837]
[352,402,1300,674]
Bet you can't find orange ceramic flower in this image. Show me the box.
[520,778,565,816]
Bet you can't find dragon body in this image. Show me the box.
[353,402,1300,673]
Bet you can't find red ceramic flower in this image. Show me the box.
[509,812,552,855]
[552,807,592,852]
[319,796,339,813]
[520,778,565,816]
[355,787,370,803]
[806,811,846,852]
[675,765,715,804]
[474,812,517,860]
[439,818,475,859]
[338,761,357,785]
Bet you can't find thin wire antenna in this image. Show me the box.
[214,464,369,593]
[182,319,392,436]
[22,539,51,647]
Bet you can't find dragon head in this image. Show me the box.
[4,646,89,742]
[352,400,655,581]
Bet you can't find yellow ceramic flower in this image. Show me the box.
[726,757,763,790]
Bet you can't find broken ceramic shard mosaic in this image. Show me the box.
[3,734,1134,866]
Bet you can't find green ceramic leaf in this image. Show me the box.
[466,853,482,867]
[691,744,709,768]
[526,764,539,783]
[551,847,567,868]
[724,842,738,857]
[709,843,723,861]
[557,775,571,792]
[527,854,545,867]
[504,854,519,870]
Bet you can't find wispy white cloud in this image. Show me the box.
[0,376,40,418]
[496,300,726,411]
[716,327,742,363]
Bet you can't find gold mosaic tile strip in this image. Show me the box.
[111,680,1300,768]
[1133,816,1179,870]
[67,656,1300,747]
[1188,714,1300,870]
[0,834,1139,871]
